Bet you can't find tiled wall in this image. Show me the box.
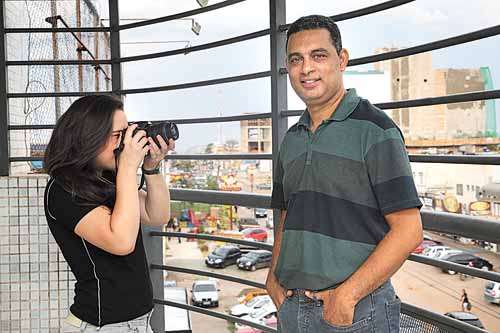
[0,176,76,333]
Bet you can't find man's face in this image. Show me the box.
[286,28,348,107]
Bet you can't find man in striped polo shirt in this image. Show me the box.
[266,15,423,333]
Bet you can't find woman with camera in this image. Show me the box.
[43,95,174,332]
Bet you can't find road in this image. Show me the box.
[163,231,499,332]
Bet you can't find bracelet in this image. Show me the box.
[142,164,161,175]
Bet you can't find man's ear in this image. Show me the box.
[339,48,349,72]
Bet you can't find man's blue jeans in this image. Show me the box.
[278,281,401,333]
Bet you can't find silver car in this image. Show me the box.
[484,281,500,305]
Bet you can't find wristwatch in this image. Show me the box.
[142,164,161,175]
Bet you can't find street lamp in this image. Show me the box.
[190,19,201,35]
[196,0,209,7]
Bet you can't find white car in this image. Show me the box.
[422,246,462,259]
[235,302,277,329]
[230,295,271,317]
[190,280,219,307]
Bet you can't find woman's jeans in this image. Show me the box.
[63,310,153,333]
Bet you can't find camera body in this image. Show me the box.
[114,121,179,155]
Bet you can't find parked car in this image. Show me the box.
[237,250,272,271]
[230,295,272,317]
[441,252,493,274]
[205,245,242,268]
[423,233,443,245]
[255,208,268,218]
[238,289,268,304]
[164,287,192,332]
[238,218,260,231]
[235,315,277,333]
[412,240,440,254]
[422,246,462,259]
[242,228,268,243]
[444,311,485,329]
[235,303,277,329]
[484,281,500,305]
[190,280,219,307]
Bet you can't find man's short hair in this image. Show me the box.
[286,15,342,54]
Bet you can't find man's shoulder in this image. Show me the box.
[350,98,397,132]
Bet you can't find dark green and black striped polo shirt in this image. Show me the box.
[271,88,422,291]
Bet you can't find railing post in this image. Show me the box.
[269,0,287,235]
[108,0,122,96]
[0,0,9,176]
[142,225,166,333]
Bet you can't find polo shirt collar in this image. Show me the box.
[297,88,361,128]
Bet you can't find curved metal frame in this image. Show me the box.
[1,0,497,332]
[152,232,493,332]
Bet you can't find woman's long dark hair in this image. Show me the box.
[44,95,123,205]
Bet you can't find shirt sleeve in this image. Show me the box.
[271,154,286,210]
[365,127,422,215]
[47,180,102,232]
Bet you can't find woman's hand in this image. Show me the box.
[118,124,149,171]
[142,135,175,171]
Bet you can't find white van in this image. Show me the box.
[164,287,192,332]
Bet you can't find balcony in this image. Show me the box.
[1,0,500,332]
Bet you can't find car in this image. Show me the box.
[235,315,277,333]
[422,246,462,259]
[235,303,277,329]
[256,183,272,190]
[237,250,272,271]
[412,240,440,254]
[242,228,268,243]
[423,233,443,244]
[441,252,493,274]
[254,208,268,218]
[238,289,268,304]
[205,245,242,268]
[190,280,219,308]
[484,281,500,305]
[444,311,485,329]
[238,218,260,231]
[230,295,272,317]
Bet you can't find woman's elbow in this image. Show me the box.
[113,243,136,256]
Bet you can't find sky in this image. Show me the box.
[91,0,500,153]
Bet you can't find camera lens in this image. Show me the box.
[148,122,179,146]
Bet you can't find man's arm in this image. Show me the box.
[308,208,422,326]
[266,210,289,307]
[339,208,422,300]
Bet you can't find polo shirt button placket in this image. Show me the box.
[306,130,314,166]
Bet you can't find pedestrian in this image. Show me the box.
[173,217,181,243]
[167,217,174,240]
[43,95,175,332]
[266,15,423,333]
[461,289,471,311]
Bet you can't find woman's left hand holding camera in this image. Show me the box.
[142,136,175,171]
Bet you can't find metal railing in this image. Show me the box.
[1,0,499,332]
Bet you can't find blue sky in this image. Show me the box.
[95,0,500,153]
